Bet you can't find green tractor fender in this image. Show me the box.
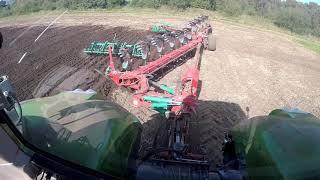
[231,108,320,180]
[19,90,142,178]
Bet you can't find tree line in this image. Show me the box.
[1,0,319,37]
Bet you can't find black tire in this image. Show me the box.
[207,33,216,51]
[153,117,170,149]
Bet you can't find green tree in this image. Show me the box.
[170,0,190,9]
[220,0,244,16]
[274,7,312,34]
[190,0,215,10]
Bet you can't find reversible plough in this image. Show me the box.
[85,15,216,162]
[85,16,215,163]
[85,15,215,117]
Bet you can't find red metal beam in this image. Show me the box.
[108,36,203,87]
[135,36,202,75]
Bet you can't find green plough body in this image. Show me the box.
[84,40,145,59]
[151,23,176,33]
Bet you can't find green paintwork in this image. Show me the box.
[160,85,175,95]
[150,102,168,110]
[84,41,110,55]
[20,91,142,178]
[143,96,173,103]
[84,39,147,71]
[231,109,320,180]
[143,95,182,113]
[151,24,176,33]
[84,40,145,59]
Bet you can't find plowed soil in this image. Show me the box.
[0,25,153,100]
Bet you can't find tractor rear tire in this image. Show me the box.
[207,34,216,51]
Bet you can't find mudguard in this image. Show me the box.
[231,109,320,180]
[19,90,142,177]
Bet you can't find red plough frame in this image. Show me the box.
[105,23,210,116]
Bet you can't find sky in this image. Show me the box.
[299,0,320,4]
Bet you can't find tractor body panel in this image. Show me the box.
[232,109,320,180]
[20,91,142,177]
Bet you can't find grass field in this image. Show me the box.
[296,38,320,54]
